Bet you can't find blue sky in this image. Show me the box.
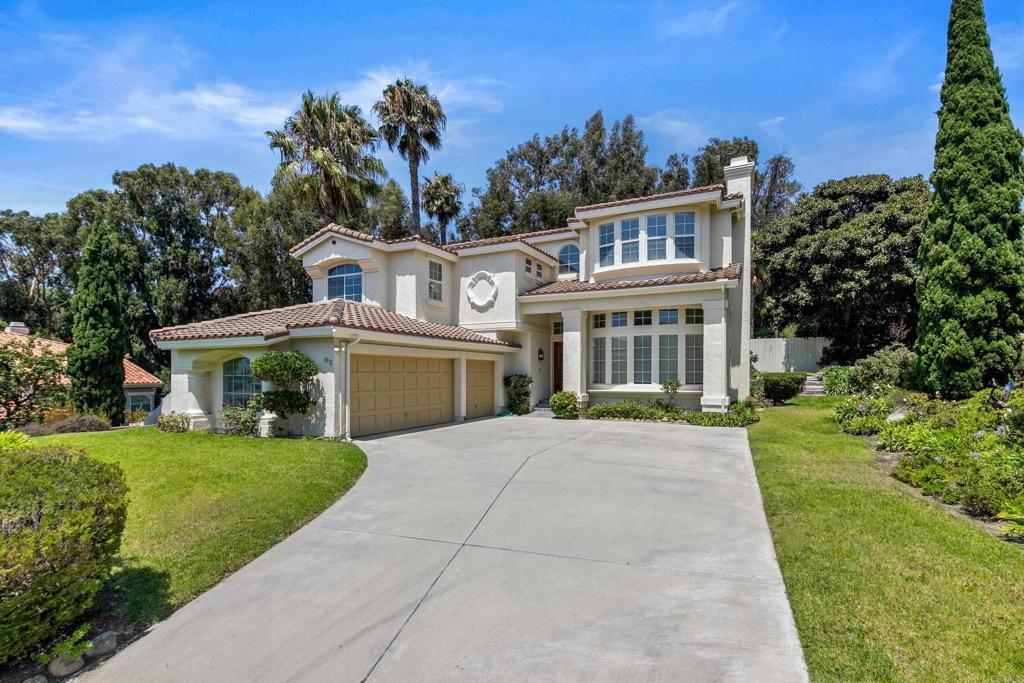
[2,0,1023,215]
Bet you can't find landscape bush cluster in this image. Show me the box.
[17,414,112,436]
[822,344,919,397]
[219,402,261,437]
[834,387,1024,530]
[156,412,190,432]
[821,365,854,396]
[0,446,128,664]
[549,391,579,419]
[586,399,759,427]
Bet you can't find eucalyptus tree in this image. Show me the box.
[267,91,385,223]
[421,172,463,245]
[373,79,446,235]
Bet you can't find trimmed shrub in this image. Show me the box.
[762,372,806,404]
[549,391,579,419]
[587,401,662,421]
[251,351,319,384]
[821,366,855,396]
[156,412,190,432]
[0,446,128,665]
[16,414,111,437]
[682,401,760,427]
[851,343,919,393]
[219,402,260,437]
[255,390,311,418]
[504,374,533,415]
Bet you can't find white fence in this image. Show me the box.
[751,337,830,373]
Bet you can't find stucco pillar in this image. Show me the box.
[258,378,277,437]
[725,156,755,399]
[494,355,506,413]
[331,343,347,439]
[700,297,730,413]
[454,357,467,421]
[562,309,588,405]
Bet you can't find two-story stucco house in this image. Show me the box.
[151,156,754,438]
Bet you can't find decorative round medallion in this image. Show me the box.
[467,270,499,310]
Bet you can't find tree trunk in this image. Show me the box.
[408,155,421,236]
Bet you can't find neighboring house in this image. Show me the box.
[1,323,164,413]
[152,157,754,438]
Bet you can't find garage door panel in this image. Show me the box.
[466,360,495,419]
[351,354,455,437]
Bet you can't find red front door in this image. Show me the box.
[552,342,563,393]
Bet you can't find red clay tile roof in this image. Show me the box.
[149,299,515,347]
[574,185,733,213]
[288,224,430,254]
[520,264,742,297]
[443,227,574,251]
[0,331,162,386]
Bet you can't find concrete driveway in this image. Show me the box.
[81,417,807,683]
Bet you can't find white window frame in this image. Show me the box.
[327,263,363,302]
[525,257,533,276]
[685,333,704,385]
[599,223,615,267]
[558,244,581,275]
[592,337,606,384]
[610,336,628,384]
[592,313,606,329]
[620,217,640,264]
[647,214,667,261]
[684,307,704,325]
[674,212,696,259]
[659,334,679,384]
[633,335,652,384]
[428,260,443,302]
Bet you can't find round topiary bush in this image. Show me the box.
[549,391,579,419]
[0,446,128,665]
[251,351,319,419]
[762,372,806,404]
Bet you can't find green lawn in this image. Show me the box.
[35,428,366,625]
[748,397,1024,682]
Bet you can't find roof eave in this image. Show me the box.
[574,190,725,221]
[518,277,738,303]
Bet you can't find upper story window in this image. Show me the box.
[674,212,696,259]
[611,311,627,327]
[684,307,704,325]
[223,357,260,408]
[634,310,652,326]
[647,214,667,260]
[525,257,533,275]
[621,218,640,264]
[592,313,606,329]
[536,262,544,279]
[328,263,363,302]
[599,223,615,267]
[558,244,580,274]
[428,261,443,302]
[659,308,679,325]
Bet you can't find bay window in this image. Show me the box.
[621,217,640,263]
[599,223,615,266]
[592,337,606,384]
[647,214,667,260]
[633,336,652,384]
[611,337,627,383]
[674,212,695,259]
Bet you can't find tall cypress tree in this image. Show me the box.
[916,0,1024,398]
[68,219,127,424]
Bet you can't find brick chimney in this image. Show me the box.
[5,321,29,336]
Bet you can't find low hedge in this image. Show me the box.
[0,446,128,664]
[549,391,579,419]
[585,399,759,427]
[156,412,190,432]
[17,414,111,437]
[761,372,806,403]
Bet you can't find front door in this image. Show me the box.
[552,342,563,393]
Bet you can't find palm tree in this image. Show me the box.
[267,91,385,223]
[373,79,446,235]
[421,172,462,245]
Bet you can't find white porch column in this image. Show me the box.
[168,364,212,430]
[454,357,467,422]
[331,343,347,439]
[562,309,588,405]
[494,355,506,413]
[700,297,731,413]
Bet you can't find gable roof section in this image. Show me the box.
[149,299,514,347]
[520,264,742,297]
[574,185,733,214]
[442,227,574,251]
[0,331,162,387]
[288,224,430,255]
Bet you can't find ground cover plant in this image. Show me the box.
[749,397,1024,681]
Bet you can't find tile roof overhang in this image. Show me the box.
[149,299,517,350]
[573,185,743,220]
[519,264,742,300]
[288,224,453,260]
[0,332,162,387]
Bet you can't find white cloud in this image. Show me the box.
[992,22,1024,74]
[637,110,708,149]
[661,1,743,38]
[757,115,786,137]
[847,34,917,98]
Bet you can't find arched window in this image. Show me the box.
[328,263,363,302]
[223,357,260,407]
[558,244,580,275]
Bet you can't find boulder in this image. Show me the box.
[84,631,118,659]
[47,655,83,677]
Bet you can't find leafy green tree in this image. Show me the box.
[756,175,931,362]
[373,79,447,235]
[600,115,658,200]
[421,172,463,245]
[916,0,1024,398]
[691,137,760,188]
[67,219,127,424]
[658,153,691,192]
[0,335,66,429]
[373,179,412,240]
[268,91,385,223]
